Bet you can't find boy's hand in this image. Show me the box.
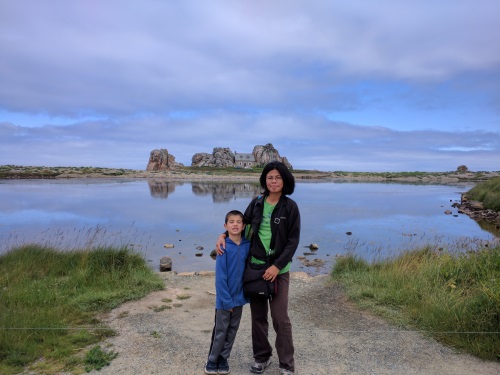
[216,233,226,255]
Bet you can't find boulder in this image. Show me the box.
[160,256,172,272]
[147,149,179,171]
[253,143,293,169]
[191,148,235,167]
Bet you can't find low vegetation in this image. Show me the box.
[0,245,164,374]
[466,176,500,211]
[331,243,500,361]
[0,165,134,178]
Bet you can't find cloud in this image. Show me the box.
[1,1,499,115]
[0,1,499,171]
[1,113,498,172]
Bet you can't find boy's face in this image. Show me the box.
[224,214,245,235]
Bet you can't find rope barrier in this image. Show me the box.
[1,327,499,334]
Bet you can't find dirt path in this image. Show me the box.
[92,272,499,375]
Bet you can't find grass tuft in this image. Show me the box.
[84,345,118,372]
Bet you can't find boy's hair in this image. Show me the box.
[225,210,244,223]
[259,161,295,195]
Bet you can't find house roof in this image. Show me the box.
[235,153,255,162]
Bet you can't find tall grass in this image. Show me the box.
[466,176,500,211]
[331,245,500,361]
[0,244,164,374]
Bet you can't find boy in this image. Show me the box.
[205,210,250,374]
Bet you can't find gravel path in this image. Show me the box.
[91,272,499,375]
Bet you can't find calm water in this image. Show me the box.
[0,179,498,275]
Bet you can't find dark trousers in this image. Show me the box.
[250,272,294,372]
[207,306,243,363]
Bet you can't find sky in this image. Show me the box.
[1,0,499,172]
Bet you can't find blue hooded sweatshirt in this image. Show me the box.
[215,236,250,310]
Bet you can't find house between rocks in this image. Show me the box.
[191,144,292,169]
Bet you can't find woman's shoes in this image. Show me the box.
[250,359,271,373]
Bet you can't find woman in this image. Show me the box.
[217,161,300,375]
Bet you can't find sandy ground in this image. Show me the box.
[91,272,499,375]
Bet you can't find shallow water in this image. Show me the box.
[0,178,497,275]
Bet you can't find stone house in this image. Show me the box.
[234,152,256,168]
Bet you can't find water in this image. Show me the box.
[0,178,497,275]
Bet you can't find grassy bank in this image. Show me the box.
[466,176,500,211]
[331,244,500,361]
[0,245,164,374]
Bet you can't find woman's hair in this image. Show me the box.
[259,161,295,196]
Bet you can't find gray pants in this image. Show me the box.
[207,306,243,363]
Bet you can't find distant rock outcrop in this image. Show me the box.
[253,144,292,169]
[191,144,292,169]
[146,149,181,171]
[191,147,235,168]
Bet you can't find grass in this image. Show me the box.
[0,165,134,179]
[83,345,118,372]
[466,176,500,211]
[0,244,164,374]
[331,244,500,361]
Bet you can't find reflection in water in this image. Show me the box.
[147,180,185,199]
[476,220,500,237]
[191,182,261,203]
[1,179,497,276]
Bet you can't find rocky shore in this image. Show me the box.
[454,194,500,228]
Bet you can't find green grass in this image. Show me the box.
[0,244,164,374]
[466,177,500,211]
[331,245,500,361]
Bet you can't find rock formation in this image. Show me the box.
[191,147,235,168]
[252,143,292,169]
[191,144,292,169]
[146,149,180,171]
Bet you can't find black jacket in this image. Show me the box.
[244,194,301,271]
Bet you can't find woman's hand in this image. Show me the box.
[263,265,280,282]
[216,233,226,255]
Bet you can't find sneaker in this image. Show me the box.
[279,368,294,375]
[250,359,271,373]
[204,360,218,374]
[218,356,230,374]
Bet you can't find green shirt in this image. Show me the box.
[251,199,291,274]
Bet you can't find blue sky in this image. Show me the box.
[0,0,499,172]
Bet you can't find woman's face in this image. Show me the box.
[266,169,283,194]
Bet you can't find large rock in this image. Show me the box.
[146,149,179,171]
[191,147,235,167]
[253,143,293,169]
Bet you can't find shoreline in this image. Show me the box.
[2,165,499,183]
